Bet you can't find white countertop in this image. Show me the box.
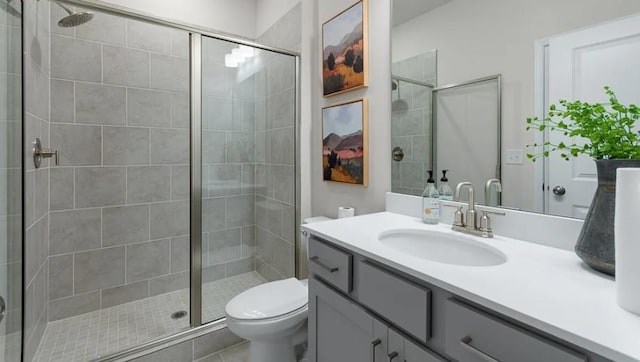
[301,212,640,362]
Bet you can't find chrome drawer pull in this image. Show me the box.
[460,336,500,362]
[371,339,381,361]
[310,256,339,273]
[388,351,399,361]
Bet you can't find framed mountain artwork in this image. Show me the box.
[322,99,368,186]
[322,0,368,97]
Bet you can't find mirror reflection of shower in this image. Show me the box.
[0,0,21,18]
[391,77,409,112]
[53,1,94,27]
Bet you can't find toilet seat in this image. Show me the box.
[226,278,308,321]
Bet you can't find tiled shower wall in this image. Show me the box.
[391,51,437,195]
[254,4,301,282]
[200,39,258,295]
[46,8,191,321]
[24,0,51,360]
[0,0,22,356]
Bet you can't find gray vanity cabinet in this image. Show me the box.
[308,236,609,362]
[308,277,387,362]
[388,329,445,362]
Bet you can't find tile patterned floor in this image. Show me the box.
[33,272,266,362]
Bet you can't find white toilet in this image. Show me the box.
[225,216,332,362]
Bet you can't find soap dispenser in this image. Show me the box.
[422,171,440,224]
[438,170,454,200]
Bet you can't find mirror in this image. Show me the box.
[390,0,640,217]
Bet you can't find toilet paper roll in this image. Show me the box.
[338,206,355,219]
[615,168,640,316]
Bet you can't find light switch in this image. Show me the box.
[506,149,524,165]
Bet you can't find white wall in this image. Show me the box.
[99,0,258,39]
[256,0,301,37]
[392,0,640,210]
[311,0,392,218]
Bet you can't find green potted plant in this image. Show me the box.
[526,86,640,276]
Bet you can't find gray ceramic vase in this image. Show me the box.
[575,159,640,276]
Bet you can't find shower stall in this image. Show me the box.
[4,0,301,361]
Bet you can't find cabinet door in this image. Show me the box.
[309,277,386,362]
[405,338,446,362]
[389,329,446,362]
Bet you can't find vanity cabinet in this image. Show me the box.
[308,236,609,362]
[309,277,444,362]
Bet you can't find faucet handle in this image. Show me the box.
[479,210,505,233]
[443,204,465,227]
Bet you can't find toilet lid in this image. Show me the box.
[226,278,308,320]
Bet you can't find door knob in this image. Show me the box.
[552,185,566,196]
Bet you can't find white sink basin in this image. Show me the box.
[378,229,507,267]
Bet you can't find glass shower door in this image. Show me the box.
[200,36,297,323]
[0,0,22,360]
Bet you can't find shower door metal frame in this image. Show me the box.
[46,0,301,360]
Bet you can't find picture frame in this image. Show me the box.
[322,99,368,186]
[322,0,368,97]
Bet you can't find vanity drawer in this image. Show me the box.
[308,237,352,293]
[445,299,586,362]
[358,261,431,343]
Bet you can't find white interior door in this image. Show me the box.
[546,13,640,218]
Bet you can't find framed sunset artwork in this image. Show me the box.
[322,99,368,186]
[322,0,368,97]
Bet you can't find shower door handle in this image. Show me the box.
[0,296,5,323]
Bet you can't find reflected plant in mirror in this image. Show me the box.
[526,86,640,161]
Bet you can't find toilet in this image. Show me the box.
[225,216,332,362]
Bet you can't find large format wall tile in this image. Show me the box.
[75,12,126,45]
[49,167,73,211]
[103,126,149,165]
[150,201,189,239]
[127,88,171,128]
[103,45,149,87]
[51,36,101,82]
[149,271,188,296]
[50,79,73,123]
[48,254,73,300]
[74,167,126,207]
[150,54,189,92]
[74,246,126,293]
[150,129,189,164]
[126,21,172,54]
[49,291,100,321]
[127,166,171,203]
[102,204,150,246]
[126,239,170,283]
[101,280,149,308]
[51,124,102,166]
[75,82,126,125]
[49,208,101,255]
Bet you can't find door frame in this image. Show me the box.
[533,38,549,214]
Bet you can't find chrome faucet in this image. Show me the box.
[451,181,504,238]
[485,179,502,207]
[454,182,477,230]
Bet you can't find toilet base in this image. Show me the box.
[249,338,296,362]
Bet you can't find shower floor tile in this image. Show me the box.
[33,272,267,362]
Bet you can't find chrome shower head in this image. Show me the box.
[55,2,93,27]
